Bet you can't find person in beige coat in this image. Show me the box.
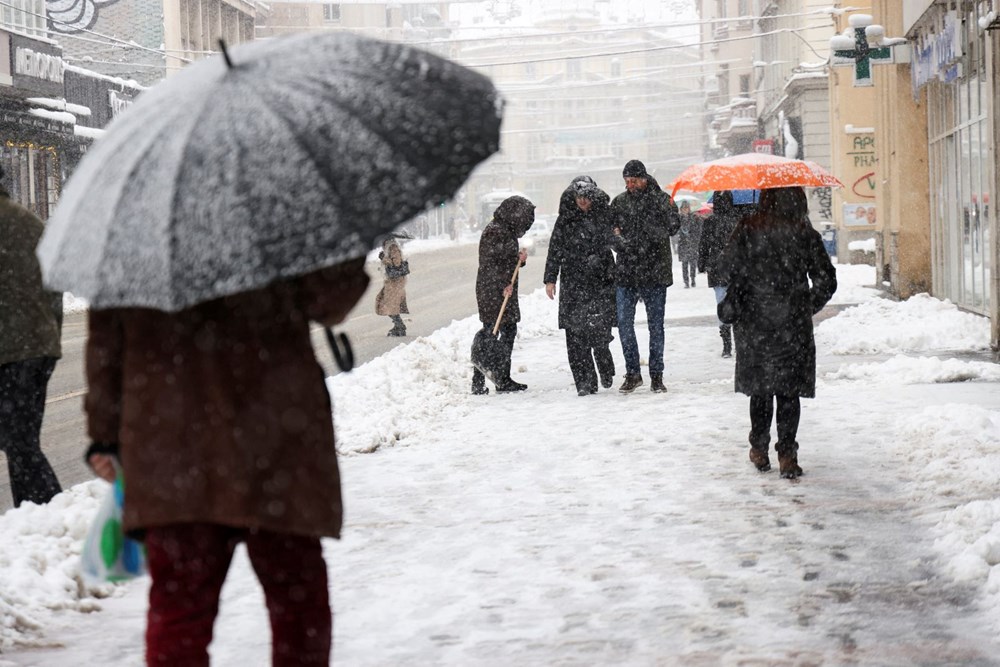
[375,237,409,336]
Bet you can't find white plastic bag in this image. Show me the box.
[80,466,147,583]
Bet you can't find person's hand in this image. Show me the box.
[503,284,513,298]
[545,282,556,300]
[518,249,528,264]
[88,453,116,483]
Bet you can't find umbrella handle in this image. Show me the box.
[324,328,354,373]
[491,262,521,336]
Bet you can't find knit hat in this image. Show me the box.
[622,159,647,178]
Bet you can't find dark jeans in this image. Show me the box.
[564,328,615,392]
[472,321,517,388]
[0,356,62,507]
[749,394,801,452]
[145,523,331,667]
[616,285,666,375]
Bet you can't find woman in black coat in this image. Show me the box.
[473,195,535,394]
[716,187,837,478]
[697,191,741,357]
[544,177,617,395]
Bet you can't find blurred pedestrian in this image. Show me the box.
[716,187,837,478]
[544,176,617,396]
[610,159,680,394]
[0,165,63,507]
[376,237,409,336]
[84,259,370,665]
[698,190,741,358]
[677,200,702,288]
[472,195,534,395]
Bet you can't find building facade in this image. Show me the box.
[50,0,259,85]
[900,0,998,348]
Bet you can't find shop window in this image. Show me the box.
[1,142,61,219]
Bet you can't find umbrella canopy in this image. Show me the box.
[671,194,702,206]
[39,33,502,312]
[708,189,760,205]
[670,154,843,199]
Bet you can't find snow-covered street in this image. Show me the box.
[2,263,999,666]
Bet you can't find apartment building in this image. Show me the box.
[49,0,260,85]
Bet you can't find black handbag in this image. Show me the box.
[717,284,744,324]
[385,260,410,279]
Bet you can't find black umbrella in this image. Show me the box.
[38,33,502,312]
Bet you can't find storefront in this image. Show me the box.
[0,29,81,219]
[908,2,997,319]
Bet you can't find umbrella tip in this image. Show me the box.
[218,39,234,69]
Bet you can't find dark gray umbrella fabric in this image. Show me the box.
[39,33,502,312]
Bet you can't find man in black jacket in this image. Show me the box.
[610,160,680,393]
[0,166,63,506]
[472,195,535,394]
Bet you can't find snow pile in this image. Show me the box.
[891,405,1000,628]
[0,483,112,651]
[63,292,89,314]
[827,353,1000,384]
[816,293,991,354]
[826,262,878,305]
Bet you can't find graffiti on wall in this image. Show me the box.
[815,187,833,220]
[47,0,124,34]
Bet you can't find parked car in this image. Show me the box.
[521,216,552,255]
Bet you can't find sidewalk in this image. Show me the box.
[2,263,998,666]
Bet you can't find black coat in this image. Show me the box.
[543,188,616,333]
[476,196,534,327]
[677,212,702,263]
[609,176,680,288]
[717,214,837,398]
[697,209,740,288]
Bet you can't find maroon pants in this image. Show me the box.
[144,523,331,666]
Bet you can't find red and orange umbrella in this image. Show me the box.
[669,154,844,199]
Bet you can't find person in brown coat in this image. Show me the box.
[472,195,534,394]
[375,237,409,336]
[84,258,369,666]
[0,166,63,507]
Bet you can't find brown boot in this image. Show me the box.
[748,447,771,472]
[618,374,643,393]
[777,444,802,479]
[650,373,667,393]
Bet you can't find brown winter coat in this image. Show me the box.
[374,240,408,316]
[0,192,62,365]
[85,261,369,539]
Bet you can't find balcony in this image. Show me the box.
[713,98,758,144]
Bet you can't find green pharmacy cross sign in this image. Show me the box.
[831,19,894,87]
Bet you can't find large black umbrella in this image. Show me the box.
[38,33,502,312]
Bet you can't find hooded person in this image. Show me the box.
[698,190,743,358]
[609,159,681,394]
[544,177,617,395]
[472,195,535,394]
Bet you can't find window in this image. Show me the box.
[610,59,621,77]
[0,0,46,38]
[323,4,341,22]
[739,74,751,95]
[567,59,582,80]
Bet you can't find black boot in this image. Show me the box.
[618,374,643,393]
[720,325,732,358]
[388,315,407,337]
[650,373,667,393]
[471,368,489,395]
